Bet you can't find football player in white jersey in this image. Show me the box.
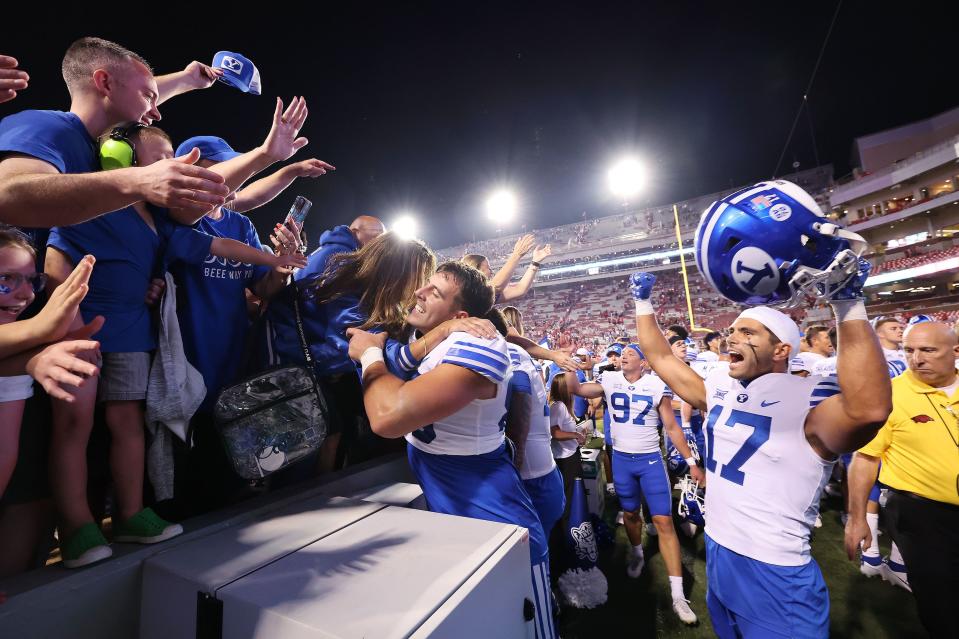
[698,331,723,363]
[347,261,555,639]
[495,307,566,543]
[810,328,837,377]
[631,268,891,639]
[565,344,704,625]
[794,324,832,373]
[874,316,907,378]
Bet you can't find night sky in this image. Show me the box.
[5,3,958,249]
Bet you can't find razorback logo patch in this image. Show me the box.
[911,414,934,423]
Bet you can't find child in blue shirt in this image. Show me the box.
[44,126,306,568]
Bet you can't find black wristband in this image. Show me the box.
[530,261,542,268]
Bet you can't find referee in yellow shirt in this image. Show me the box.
[845,321,959,637]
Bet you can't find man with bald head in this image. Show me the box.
[846,321,959,636]
[349,215,386,248]
[295,215,385,282]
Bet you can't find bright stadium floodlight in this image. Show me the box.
[486,189,518,224]
[391,213,419,240]
[608,157,646,201]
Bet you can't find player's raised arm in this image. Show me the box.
[631,272,707,410]
[805,260,892,456]
[564,368,605,399]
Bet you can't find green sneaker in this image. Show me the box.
[62,523,112,569]
[114,507,183,544]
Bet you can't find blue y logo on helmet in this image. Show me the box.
[732,247,780,295]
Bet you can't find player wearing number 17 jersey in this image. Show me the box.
[631,266,891,638]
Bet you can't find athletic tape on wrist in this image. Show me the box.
[360,347,385,378]
[635,299,654,315]
[831,299,868,323]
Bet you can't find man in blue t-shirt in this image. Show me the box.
[0,37,231,234]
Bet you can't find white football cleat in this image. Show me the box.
[882,559,911,592]
[859,554,884,578]
[626,553,645,578]
[672,598,698,625]
[813,514,823,528]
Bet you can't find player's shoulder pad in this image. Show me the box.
[439,331,510,383]
[808,374,841,408]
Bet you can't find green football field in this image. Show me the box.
[556,489,925,638]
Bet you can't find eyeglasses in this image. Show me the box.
[0,272,47,294]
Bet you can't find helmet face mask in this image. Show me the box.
[695,180,867,308]
[677,475,705,527]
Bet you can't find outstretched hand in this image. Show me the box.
[31,256,97,344]
[260,97,309,163]
[0,55,28,104]
[26,340,101,403]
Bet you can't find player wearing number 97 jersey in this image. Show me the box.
[631,261,891,639]
[566,344,703,625]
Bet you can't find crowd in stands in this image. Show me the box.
[870,243,959,275]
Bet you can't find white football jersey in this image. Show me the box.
[794,351,826,371]
[811,356,837,377]
[814,350,905,379]
[883,348,907,378]
[507,344,556,480]
[702,369,839,566]
[598,371,671,454]
[405,332,511,456]
[693,358,730,379]
[697,351,720,363]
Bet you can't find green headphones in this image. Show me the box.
[99,123,144,171]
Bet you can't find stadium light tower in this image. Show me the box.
[607,157,646,204]
[391,213,419,240]
[486,189,518,226]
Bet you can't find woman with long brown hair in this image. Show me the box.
[549,372,586,525]
[264,231,436,471]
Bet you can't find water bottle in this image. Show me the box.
[285,196,311,253]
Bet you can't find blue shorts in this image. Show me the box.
[705,535,829,638]
[523,467,566,535]
[611,450,672,517]
[407,442,548,564]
